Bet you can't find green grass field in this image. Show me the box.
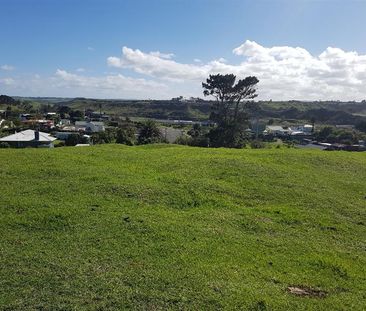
[1,145,365,310]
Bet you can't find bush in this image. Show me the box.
[91,129,116,145]
[208,125,248,148]
[250,140,265,149]
[174,135,192,145]
[116,126,136,146]
[138,120,164,145]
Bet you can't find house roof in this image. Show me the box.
[266,126,285,131]
[75,121,104,126]
[0,130,56,142]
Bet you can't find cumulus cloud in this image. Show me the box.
[3,40,366,100]
[107,47,212,81]
[51,69,167,98]
[149,51,175,59]
[54,69,164,90]
[0,70,168,99]
[1,65,15,71]
[0,78,15,85]
[107,40,366,100]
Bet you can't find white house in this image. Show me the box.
[265,124,313,136]
[264,125,291,136]
[75,121,105,133]
[0,130,56,148]
[292,124,313,133]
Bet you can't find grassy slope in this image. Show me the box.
[0,145,365,310]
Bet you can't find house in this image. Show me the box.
[59,119,71,126]
[75,121,105,133]
[0,129,56,148]
[264,125,291,136]
[264,124,314,137]
[292,124,313,133]
[22,119,55,130]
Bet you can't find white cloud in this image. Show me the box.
[107,40,366,100]
[1,65,15,71]
[107,47,212,81]
[51,69,167,98]
[0,70,168,99]
[149,51,175,59]
[87,47,95,51]
[0,78,15,85]
[2,40,366,100]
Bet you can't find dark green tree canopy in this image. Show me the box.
[202,74,259,103]
[138,120,163,145]
[201,74,259,148]
[202,74,259,126]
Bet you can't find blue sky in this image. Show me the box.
[1,0,366,100]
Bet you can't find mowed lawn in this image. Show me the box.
[0,145,365,310]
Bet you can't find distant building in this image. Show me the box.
[264,124,313,137]
[0,130,56,148]
[264,125,291,136]
[22,119,55,130]
[45,112,58,119]
[59,119,71,126]
[75,121,105,133]
[292,124,313,133]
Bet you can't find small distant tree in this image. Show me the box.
[310,117,316,133]
[202,73,259,148]
[116,124,136,145]
[69,110,84,121]
[250,140,265,149]
[138,120,163,145]
[65,134,80,146]
[188,123,203,138]
[316,126,333,141]
[91,129,116,144]
[356,120,366,133]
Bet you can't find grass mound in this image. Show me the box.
[0,145,365,310]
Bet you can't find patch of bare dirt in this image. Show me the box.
[287,286,327,298]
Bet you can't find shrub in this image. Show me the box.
[116,126,136,146]
[138,120,164,145]
[250,140,265,149]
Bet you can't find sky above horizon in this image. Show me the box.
[1,0,366,101]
